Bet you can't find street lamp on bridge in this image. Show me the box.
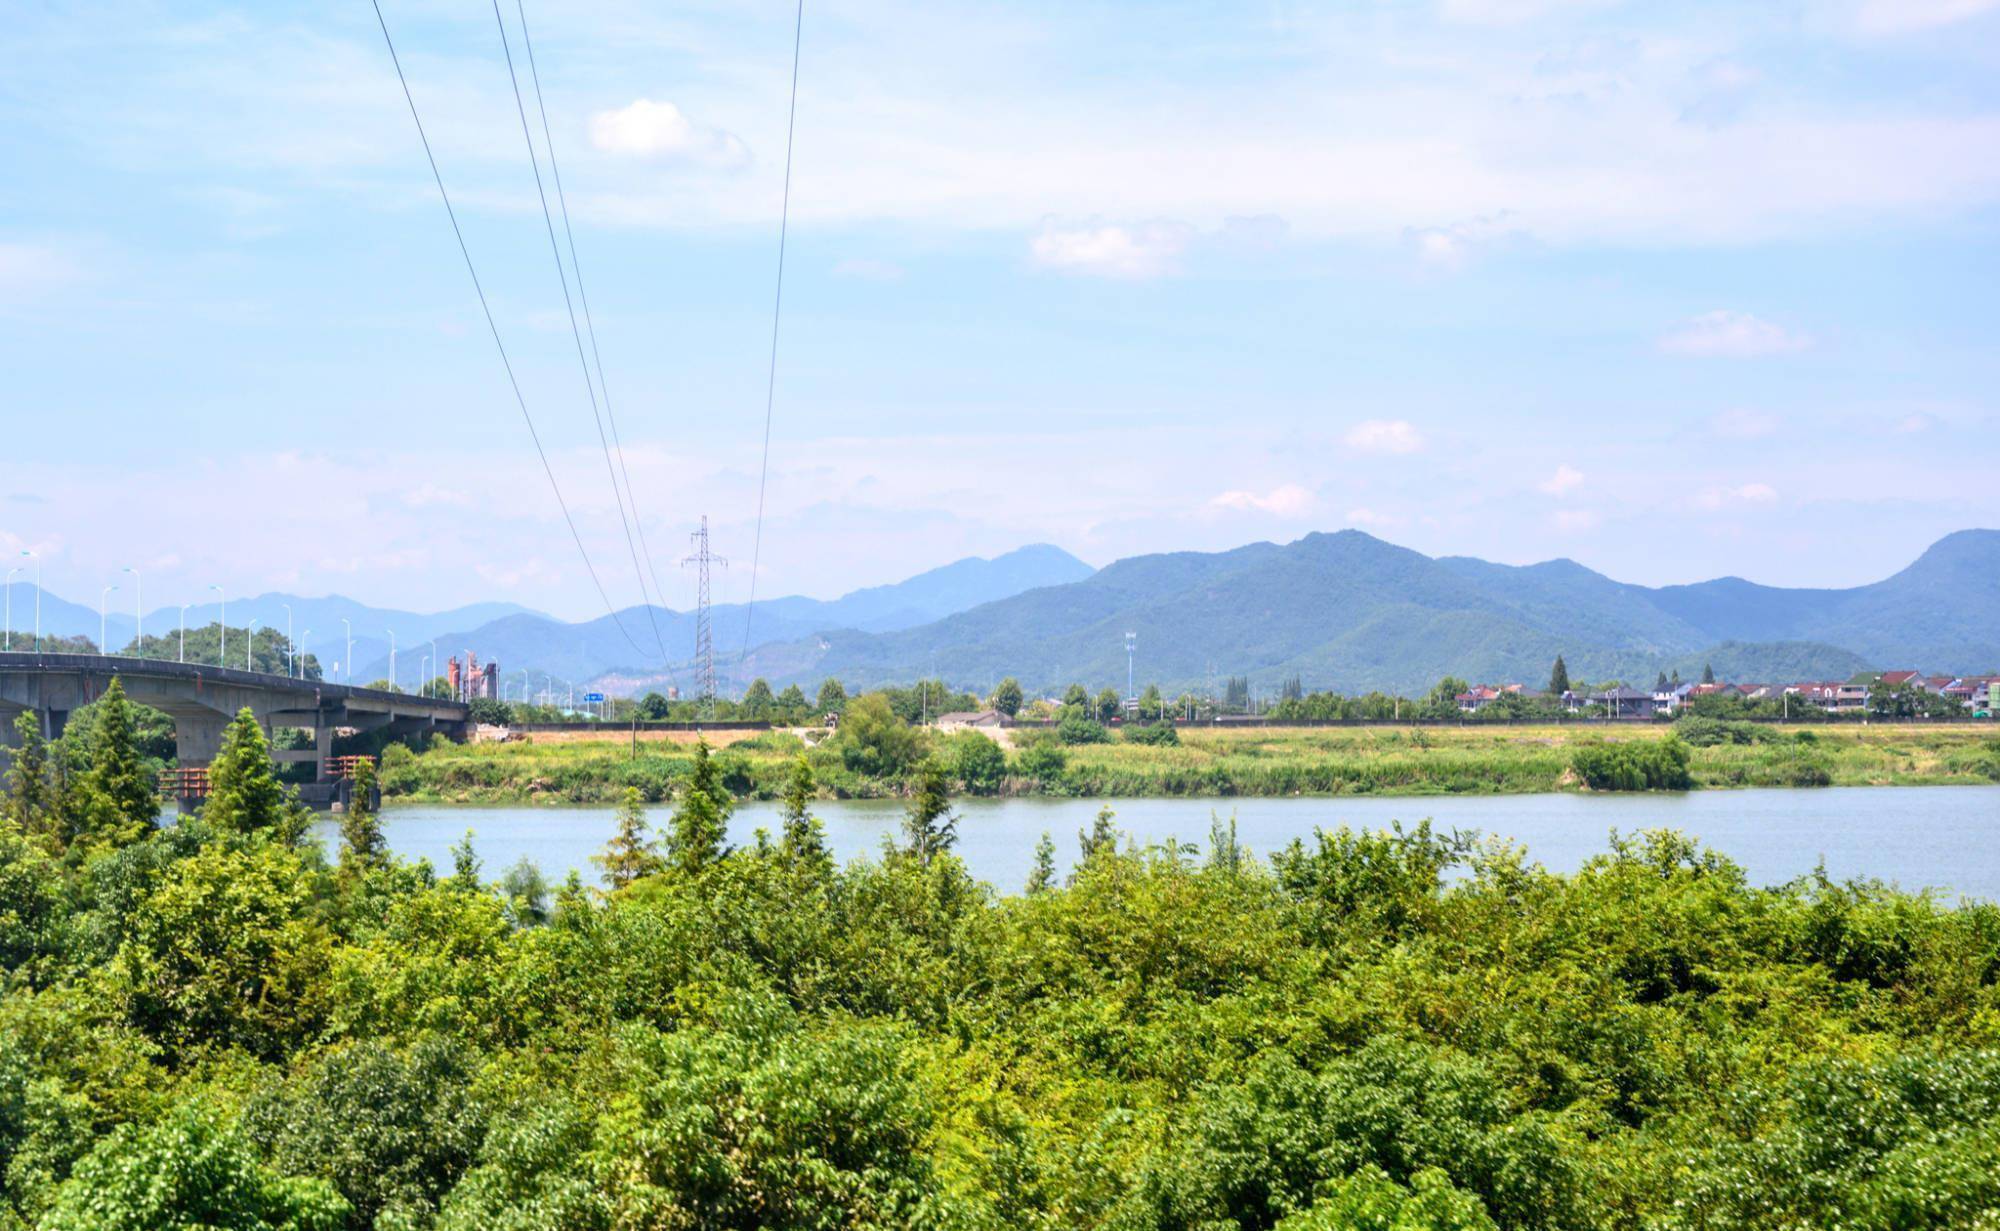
[300,631,312,680]
[281,603,294,677]
[178,605,191,662]
[3,565,17,651]
[246,618,259,671]
[386,629,397,692]
[341,619,352,685]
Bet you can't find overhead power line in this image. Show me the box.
[510,0,680,689]
[368,0,656,663]
[491,0,671,668]
[738,0,806,665]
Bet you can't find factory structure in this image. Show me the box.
[446,652,499,702]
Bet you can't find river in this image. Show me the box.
[324,785,2000,901]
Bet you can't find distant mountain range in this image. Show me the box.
[0,544,1097,689]
[737,529,2000,697]
[9,532,1995,698]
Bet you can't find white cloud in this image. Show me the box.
[1854,0,2000,33]
[1895,412,1936,433]
[1406,213,1518,269]
[587,99,747,166]
[1711,409,1780,439]
[1659,310,1813,358]
[1693,483,1781,511]
[1344,419,1427,455]
[1552,508,1601,532]
[1210,484,1316,517]
[1538,464,1585,496]
[1030,220,1194,279]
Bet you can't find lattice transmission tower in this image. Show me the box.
[681,516,727,715]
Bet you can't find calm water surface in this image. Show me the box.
[323,786,2000,900]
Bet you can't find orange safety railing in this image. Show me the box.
[159,766,211,798]
[326,754,377,781]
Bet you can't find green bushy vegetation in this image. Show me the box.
[379,713,2000,804]
[1569,736,1694,791]
[7,699,2000,1229]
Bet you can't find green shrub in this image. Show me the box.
[1570,736,1693,791]
[1122,722,1181,747]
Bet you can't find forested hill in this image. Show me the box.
[745,529,2000,694]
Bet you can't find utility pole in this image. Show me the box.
[387,630,397,692]
[3,565,15,651]
[281,604,293,677]
[246,619,259,671]
[178,605,190,662]
[681,515,727,718]
[1125,631,1136,703]
[341,619,352,685]
[100,585,117,653]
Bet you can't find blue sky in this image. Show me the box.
[2,0,1997,621]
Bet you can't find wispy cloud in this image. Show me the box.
[1538,464,1585,496]
[1693,483,1781,511]
[1344,420,1427,455]
[1659,310,1813,358]
[1030,220,1194,279]
[587,99,748,167]
[1209,484,1315,517]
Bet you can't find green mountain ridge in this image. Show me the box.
[743,529,2000,696]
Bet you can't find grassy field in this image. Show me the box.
[380,721,2000,804]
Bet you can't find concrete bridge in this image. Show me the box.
[0,651,469,782]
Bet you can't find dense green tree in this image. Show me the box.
[991,677,1024,717]
[1026,832,1057,894]
[1656,670,1670,690]
[0,814,67,978]
[245,1036,486,1227]
[741,678,776,719]
[1014,735,1068,788]
[946,730,1006,794]
[65,677,157,852]
[449,830,483,890]
[900,759,957,865]
[41,1107,348,1231]
[666,741,731,878]
[1079,803,1119,860]
[1548,655,1570,695]
[815,677,848,716]
[636,691,671,721]
[1063,682,1090,709]
[1702,662,1716,685]
[777,756,829,873]
[1139,683,1164,720]
[202,708,297,839]
[835,693,923,778]
[594,787,664,890]
[3,711,55,838]
[111,838,330,1060]
[776,683,809,717]
[1423,677,1470,719]
[336,758,388,880]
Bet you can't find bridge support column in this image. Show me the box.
[314,721,333,782]
[174,714,228,768]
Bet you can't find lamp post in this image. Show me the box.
[99,585,118,653]
[300,631,312,680]
[246,618,259,671]
[281,603,293,677]
[340,619,353,685]
[386,630,397,692]
[3,566,16,651]
[209,585,225,666]
[178,605,191,662]
[419,653,430,698]
[122,566,141,656]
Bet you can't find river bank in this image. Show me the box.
[379,721,2000,804]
